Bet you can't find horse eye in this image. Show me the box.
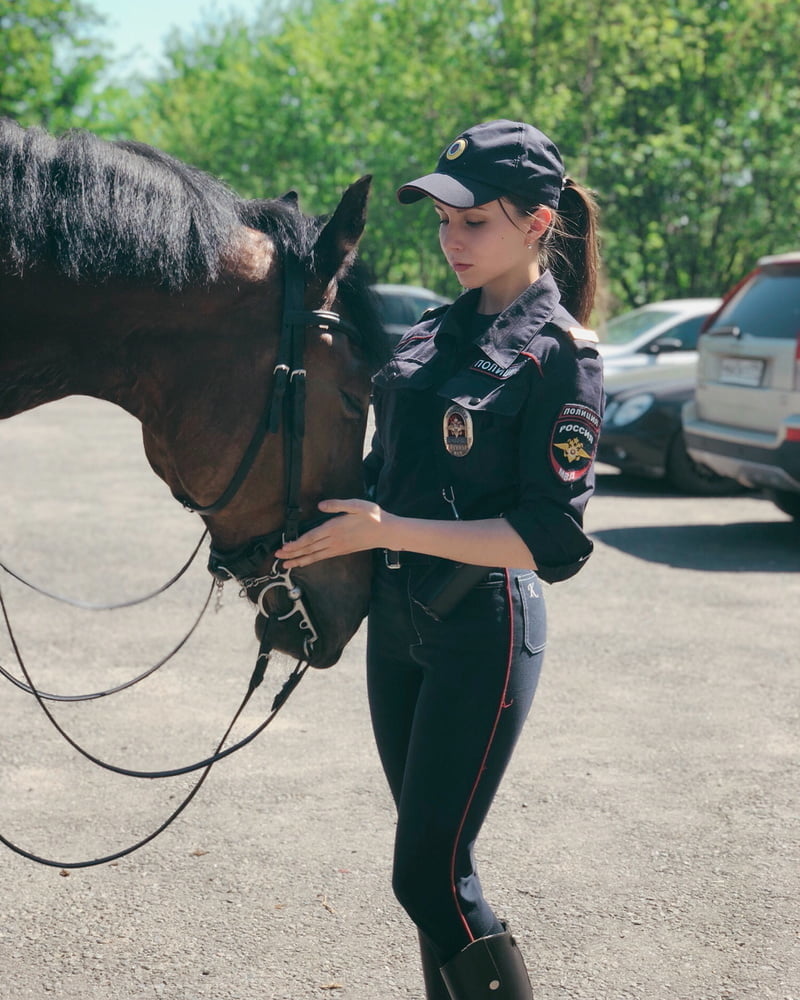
[340,389,366,419]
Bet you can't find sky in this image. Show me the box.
[88,0,265,75]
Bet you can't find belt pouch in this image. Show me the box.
[410,559,491,622]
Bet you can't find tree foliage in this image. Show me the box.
[0,0,115,131]
[14,0,800,314]
[522,0,800,304]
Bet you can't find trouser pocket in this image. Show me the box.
[514,571,546,655]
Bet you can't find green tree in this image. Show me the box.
[0,0,115,131]
[128,0,505,297]
[491,0,800,307]
[124,0,800,314]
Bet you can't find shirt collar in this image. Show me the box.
[434,272,560,368]
[432,288,482,351]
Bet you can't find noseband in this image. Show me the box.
[176,252,357,660]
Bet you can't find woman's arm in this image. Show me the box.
[274,498,536,570]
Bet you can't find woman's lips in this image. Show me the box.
[451,262,472,273]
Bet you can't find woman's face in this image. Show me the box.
[433,198,547,311]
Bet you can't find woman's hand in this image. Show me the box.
[275,499,393,569]
[276,504,536,571]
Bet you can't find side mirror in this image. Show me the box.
[647,336,684,355]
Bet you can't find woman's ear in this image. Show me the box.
[526,207,553,243]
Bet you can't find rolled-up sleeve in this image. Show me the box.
[505,341,603,583]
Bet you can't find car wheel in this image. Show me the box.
[768,489,800,522]
[666,432,744,496]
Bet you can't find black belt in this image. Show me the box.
[382,550,436,569]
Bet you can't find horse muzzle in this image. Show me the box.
[206,513,370,668]
[253,559,319,661]
[207,536,351,667]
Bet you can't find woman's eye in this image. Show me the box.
[466,219,484,227]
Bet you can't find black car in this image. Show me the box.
[599,379,742,495]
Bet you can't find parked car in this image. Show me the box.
[682,252,800,520]
[599,298,721,390]
[598,378,742,495]
[371,283,450,343]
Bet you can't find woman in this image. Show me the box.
[277,119,604,1000]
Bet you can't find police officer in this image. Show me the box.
[277,120,604,1000]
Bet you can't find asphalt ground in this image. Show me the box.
[0,397,798,1000]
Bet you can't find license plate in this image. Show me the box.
[719,357,765,387]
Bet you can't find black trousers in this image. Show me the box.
[366,559,546,964]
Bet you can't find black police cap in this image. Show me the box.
[397,119,564,210]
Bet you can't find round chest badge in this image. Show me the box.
[443,403,474,457]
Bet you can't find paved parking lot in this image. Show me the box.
[1,398,798,1000]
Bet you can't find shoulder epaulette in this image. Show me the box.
[546,305,599,349]
[567,325,599,343]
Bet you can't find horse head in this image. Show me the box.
[0,120,388,669]
[138,178,388,668]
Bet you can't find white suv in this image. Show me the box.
[683,252,800,520]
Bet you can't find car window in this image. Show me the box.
[408,294,443,319]
[711,270,800,340]
[603,309,677,344]
[377,294,413,326]
[664,314,707,350]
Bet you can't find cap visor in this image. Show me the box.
[396,172,504,207]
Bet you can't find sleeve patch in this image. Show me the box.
[549,403,601,482]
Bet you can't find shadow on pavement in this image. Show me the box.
[593,470,800,571]
[593,519,800,573]
[594,469,746,499]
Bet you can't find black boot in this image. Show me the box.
[418,929,451,1000]
[440,927,533,1000]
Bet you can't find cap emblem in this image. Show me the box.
[443,404,473,457]
[445,138,467,161]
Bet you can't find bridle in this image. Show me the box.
[178,250,358,662]
[0,250,362,868]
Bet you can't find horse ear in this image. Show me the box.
[311,175,372,287]
[278,190,299,208]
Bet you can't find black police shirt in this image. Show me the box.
[364,270,604,583]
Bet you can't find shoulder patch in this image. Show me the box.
[549,403,601,483]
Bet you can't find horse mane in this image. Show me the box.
[0,118,248,291]
[0,118,387,365]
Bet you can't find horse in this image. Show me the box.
[0,118,388,670]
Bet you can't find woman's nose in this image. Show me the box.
[441,225,462,252]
